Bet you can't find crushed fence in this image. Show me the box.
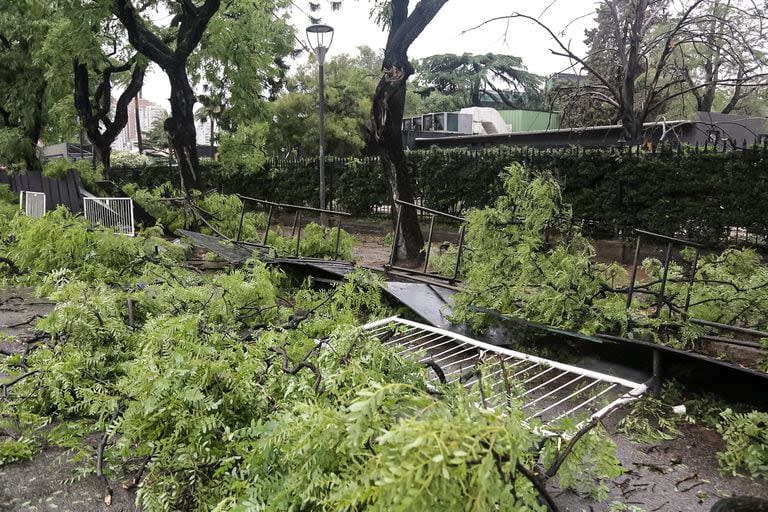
[83,197,135,236]
[19,191,46,217]
[362,316,647,432]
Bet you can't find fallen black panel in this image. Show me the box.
[271,258,357,279]
[382,281,456,329]
[176,230,260,265]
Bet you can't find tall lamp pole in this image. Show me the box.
[307,24,334,226]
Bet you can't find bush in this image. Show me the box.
[717,409,768,478]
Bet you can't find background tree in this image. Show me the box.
[0,1,57,171]
[189,0,294,131]
[492,0,768,142]
[369,0,450,262]
[265,48,379,158]
[414,53,544,109]
[111,0,224,191]
[667,0,767,115]
[143,112,172,159]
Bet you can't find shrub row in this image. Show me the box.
[110,145,768,244]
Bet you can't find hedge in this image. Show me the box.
[110,144,768,245]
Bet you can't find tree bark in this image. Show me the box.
[372,59,423,261]
[113,0,221,191]
[166,62,200,191]
[370,0,448,263]
[74,58,145,174]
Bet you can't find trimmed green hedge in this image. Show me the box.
[110,145,768,244]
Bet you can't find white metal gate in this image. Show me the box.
[362,317,647,431]
[19,191,46,218]
[83,197,135,236]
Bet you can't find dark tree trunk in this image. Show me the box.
[370,0,448,263]
[372,58,424,261]
[22,80,47,172]
[165,63,201,190]
[93,144,111,172]
[113,0,220,193]
[74,58,144,176]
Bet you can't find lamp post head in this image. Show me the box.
[306,24,334,64]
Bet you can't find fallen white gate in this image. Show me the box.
[363,316,647,431]
[19,191,46,218]
[83,197,135,236]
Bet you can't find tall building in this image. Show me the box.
[114,97,166,152]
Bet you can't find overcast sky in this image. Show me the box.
[142,0,599,109]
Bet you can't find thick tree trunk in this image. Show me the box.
[372,58,424,263]
[93,144,111,172]
[166,63,201,191]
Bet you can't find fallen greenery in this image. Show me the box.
[0,202,624,510]
[124,183,357,260]
[451,163,768,354]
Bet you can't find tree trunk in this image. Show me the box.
[93,143,111,172]
[165,63,201,191]
[372,58,424,263]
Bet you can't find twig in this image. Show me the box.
[123,455,152,491]
[516,462,561,512]
[1,370,40,397]
[651,501,669,511]
[679,481,705,492]
[0,257,20,275]
[1,314,42,329]
[270,345,324,394]
[97,405,122,505]
[675,473,698,486]
[546,418,600,477]
[422,360,447,383]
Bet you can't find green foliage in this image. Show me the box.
[0,184,19,220]
[449,162,768,358]
[270,222,356,260]
[264,49,378,158]
[0,437,36,465]
[541,423,624,501]
[0,206,184,287]
[717,409,768,478]
[111,151,153,169]
[218,122,269,177]
[43,158,104,189]
[618,396,686,444]
[450,163,627,335]
[0,209,627,509]
[414,53,544,109]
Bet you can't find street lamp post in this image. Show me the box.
[307,24,334,226]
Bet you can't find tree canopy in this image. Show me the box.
[414,53,544,110]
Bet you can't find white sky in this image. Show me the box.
[142,0,599,109]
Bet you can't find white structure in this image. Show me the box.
[402,112,473,134]
[19,191,46,218]
[83,197,135,236]
[459,106,511,135]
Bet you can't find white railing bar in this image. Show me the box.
[522,375,586,409]
[524,380,601,422]
[521,370,572,397]
[396,332,450,354]
[549,383,619,424]
[381,327,420,345]
[362,317,642,390]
